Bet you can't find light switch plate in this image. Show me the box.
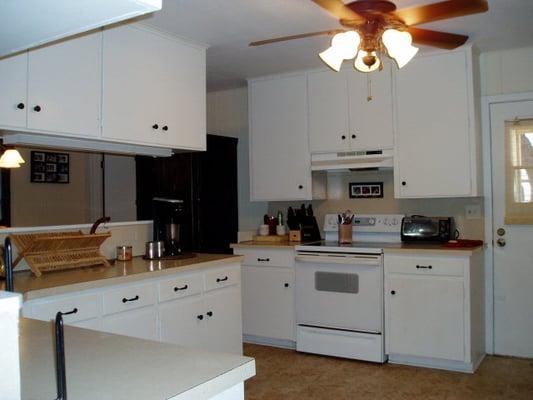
[465,204,482,219]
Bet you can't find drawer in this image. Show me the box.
[385,254,465,277]
[205,266,241,292]
[234,248,294,268]
[159,273,203,302]
[31,293,99,324]
[103,283,156,315]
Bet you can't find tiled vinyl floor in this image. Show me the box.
[243,344,533,400]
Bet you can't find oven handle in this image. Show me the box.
[295,254,381,266]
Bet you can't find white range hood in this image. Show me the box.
[0,0,162,58]
[310,149,393,172]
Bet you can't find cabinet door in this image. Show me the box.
[308,70,350,153]
[395,50,472,197]
[102,25,206,150]
[204,286,243,354]
[101,306,158,341]
[386,274,465,361]
[159,295,205,348]
[348,62,394,151]
[242,266,294,341]
[0,52,27,129]
[27,31,101,137]
[249,74,312,201]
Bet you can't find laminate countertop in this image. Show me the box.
[231,241,483,256]
[2,254,243,301]
[20,318,255,400]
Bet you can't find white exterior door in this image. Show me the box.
[490,99,533,357]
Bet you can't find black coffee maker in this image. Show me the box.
[153,197,185,256]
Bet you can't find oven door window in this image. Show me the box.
[315,272,359,294]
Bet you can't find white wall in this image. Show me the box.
[480,46,533,96]
[207,87,268,232]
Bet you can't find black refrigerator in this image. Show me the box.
[136,134,238,254]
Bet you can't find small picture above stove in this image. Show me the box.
[349,182,383,199]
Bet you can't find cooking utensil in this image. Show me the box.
[145,241,165,259]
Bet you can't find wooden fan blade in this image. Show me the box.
[312,0,365,22]
[407,27,468,50]
[395,0,488,26]
[249,29,343,46]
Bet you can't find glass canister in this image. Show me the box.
[116,245,133,261]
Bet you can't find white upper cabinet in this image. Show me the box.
[27,30,102,138]
[102,25,206,150]
[0,52,27,129]
[249,74,313,201]
[348,62,394,151]
[308,70,350,153]
[394,48,480,198]
[308,65,393,153]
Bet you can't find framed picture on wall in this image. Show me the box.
[349,182,384,199]
[31,151,69,184]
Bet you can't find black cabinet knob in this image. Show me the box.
[17,103,25,110]
[284,283,289,288]
[351,134,356,139]
[33,105,41,112]
[152,124,159,129]
[401,181,406,186]
[162,126,168,131]
[298,185,303,189]
[341,135,346,140]
[206,311,213,317]
[391,290,396,295]
[197,314,204,320]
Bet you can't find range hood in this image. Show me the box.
[0,0,162,58]
[311,149,393,172]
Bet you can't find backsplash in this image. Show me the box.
[268,170,484,239]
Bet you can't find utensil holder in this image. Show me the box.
[338,224,353,244]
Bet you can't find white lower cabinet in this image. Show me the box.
[234,247,295,345]
[384,252,485,372]
[23,262,243,355]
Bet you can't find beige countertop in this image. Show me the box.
[20,318,255,400]
[2,254,243,301]
[232,241,483,256]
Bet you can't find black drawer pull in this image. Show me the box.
[33,105,41,112]
[257,258,270,262]
[17,102,25,110]
[59,308,78,316]
[197,314,204,320]
[162,125,168,131]
[174,284,188,292]
[122,295,139,303]
[416,265,433,269]
[391,290,396,295]
[216,276,228,283]
[284,283,289,288]
[206,311,213,317]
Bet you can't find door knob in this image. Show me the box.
[497,238,506,247]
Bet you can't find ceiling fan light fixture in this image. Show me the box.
[331,31,360,60]
[319,46,345,72]
[382,29,419,69]
[0,148,25,168]
[354,51,381,73]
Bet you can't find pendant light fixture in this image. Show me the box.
[0,147,25,168]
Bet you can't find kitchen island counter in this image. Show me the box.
[20,318,255,400]
[2,254,243,301]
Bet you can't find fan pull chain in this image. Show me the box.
[367,74,373,102]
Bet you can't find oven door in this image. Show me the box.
[295,253,383,333]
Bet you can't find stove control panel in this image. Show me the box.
[324,214,404,233]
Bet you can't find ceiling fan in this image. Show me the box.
[249,0,488,72]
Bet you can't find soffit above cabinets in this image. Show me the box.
[0,0,161,58]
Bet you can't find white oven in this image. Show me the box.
[294,250,385,363]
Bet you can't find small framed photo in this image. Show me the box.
[349,182,384,199]
[31,151,70,184]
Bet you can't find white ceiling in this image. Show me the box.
[143,0,533,91]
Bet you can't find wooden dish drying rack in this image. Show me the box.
[10,231,111,277]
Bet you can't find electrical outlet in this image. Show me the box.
[465,204,481,219]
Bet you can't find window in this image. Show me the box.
[505,119,533,224]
